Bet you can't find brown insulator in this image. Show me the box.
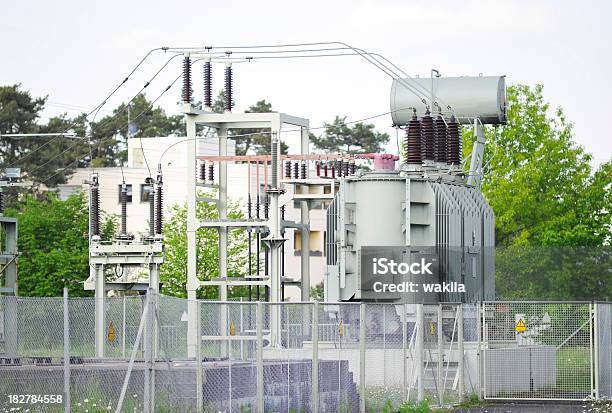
[199,161,206,181]
[421,110,435,161]
[331,163,336,178]
[203,60,212,109]
[343,160,349,177]
[90,183,100,236]
[293,161,299,179]
[300,161,306,179]
[447,115,462,165]
[155,177,163,235]
[323,163,328,177]
[224,64,233,112]
[208,162,214,182]
[434,115,447,163]
[182,56,192,104]
[349,159,356,175]
[405,112,423,164]
[316,161,321,177]
[284,160,291,178]
[120,183,127,235]
[337,160,343,177]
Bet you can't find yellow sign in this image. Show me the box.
[430,321,436,336]
[229,320,236,336]
[338,320,344,338]
[107,321,116,342]
[515,318,526,333]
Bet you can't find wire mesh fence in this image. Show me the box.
[0,295,610,412]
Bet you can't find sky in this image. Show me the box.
[1,0,611,164]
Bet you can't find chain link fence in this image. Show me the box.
[0,295,610,411]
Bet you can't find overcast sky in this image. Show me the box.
[2,0,610,164]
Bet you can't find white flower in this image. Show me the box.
[84,399,89,403]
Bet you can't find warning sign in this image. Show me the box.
[515,318,526,333]
[229,320,236,336]
[430,321,436,336]
[107,321,116,342]
[338,320,343,337]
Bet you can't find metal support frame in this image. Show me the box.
[184,108,310,351]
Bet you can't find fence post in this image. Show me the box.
[359,303,366,413]
[122,294,126,358]
[478,302,483,399]
[402,303,407,402]
[312,302,319,413]
[63,287,70,413]
[416,303,424,402]
[196,300,203,412]
[437,304,443,405]
[458,304,464,402]
[592,303,598,399]
[143,288,156,413]
[256,301,264,413]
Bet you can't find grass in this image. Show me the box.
[556,347,591,391]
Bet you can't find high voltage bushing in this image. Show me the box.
[208,162,214,182]
[119,183,128,235]
[182,55,192,104]
[271,138,279,188]
[405,111,423,164]
[155,172,164,235]
[316,161,321,177]
[421,110,435,161]
[264,195,269,219]
[247,194,252,218]
[447,115,462,165]
[284,160,291,178]
[224,63,233,112]
[200,161,206,181]
[343,160,349,177]
[337,159,343,177]
[146,177,155,236]
[323,162,328,177]
[331,163,336,178]
[90,178,100,237]
[434,114,447,163]
[300,161,306,179]
[293,161,299,179]
[203,60,212,109]
[349,159,356,175]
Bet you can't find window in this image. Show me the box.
[118,184,133,203]
[293,230,324,256]
[140,184,154,203]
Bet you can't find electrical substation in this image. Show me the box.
[0,44,610,413]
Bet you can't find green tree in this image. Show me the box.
[4,192,114,297]
[90,94,183,166]
[462,85,611,299]
[160,191,249,298]
[310,116,390,154]
[0,84,87,188]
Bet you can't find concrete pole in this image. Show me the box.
[416,304,424,402]
[95,264,105,358]
[186,115,198,358]
[218,126,228,301]
[300,125,310,301]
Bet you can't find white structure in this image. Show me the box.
[59,136,327,300]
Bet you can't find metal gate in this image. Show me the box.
[481,301,594,401]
